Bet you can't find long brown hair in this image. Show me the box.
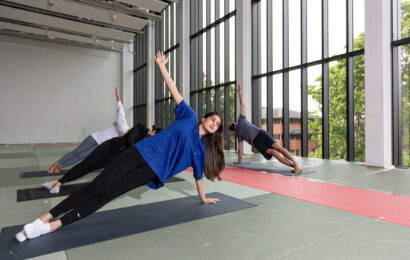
[201,112,225,181]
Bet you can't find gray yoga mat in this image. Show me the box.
[20,170,69,178]
[0,192,256,260]
[16,177,185,202]
[20,169,104,178]
[226,162,314,176]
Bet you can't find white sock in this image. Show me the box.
[15,230,27,242]
[50,185,60,194]
[24,219,51,239]
[42,181,55,190]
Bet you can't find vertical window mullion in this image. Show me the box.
[283,0,290,149]
[252,1,261,128]
[267,1,273,136]
[224,0,231,149]
[347,0,354,161]
[322,0,330,159]
[301,0,308,157]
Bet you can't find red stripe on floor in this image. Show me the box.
[221,166,410,227]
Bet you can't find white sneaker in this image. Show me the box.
[15,230,27,242]
[23,219,51,239]
[42,181,55,190]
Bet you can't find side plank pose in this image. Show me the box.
[16,51,225,242]
[42,124,161,194]
[227,84,302,174]
[47,88,129,174]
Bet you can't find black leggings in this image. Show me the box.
[58,137,127,184]
[49,147,156,226]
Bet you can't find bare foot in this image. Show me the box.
[292,164,303,174]
[53,164,62,173]
[47,163,58,174]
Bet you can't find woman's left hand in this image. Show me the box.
[201,197,221,204]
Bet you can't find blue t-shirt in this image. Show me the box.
[135,100,205,189]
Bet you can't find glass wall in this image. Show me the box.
[393,0,410,166]
[133,26,148,125]
[190,0,236,150]
[155,2,179,129]
[252,0,365,161]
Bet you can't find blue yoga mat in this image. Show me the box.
[0,192,256,260]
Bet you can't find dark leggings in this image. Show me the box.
[58,137,127,184]
[49,147,156,226]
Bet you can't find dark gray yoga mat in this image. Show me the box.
[0,192,256,260]
[20,169,104,178]
[226,162,314,176]
[20,170,69,178]
[16,177,185,202]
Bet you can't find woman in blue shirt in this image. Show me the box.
[16,51,225,242]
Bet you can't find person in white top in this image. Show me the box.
[47,87,129,174]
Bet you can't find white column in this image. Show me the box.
[364,0,392,167]
[122,43,134,126]
[236,0,253,154]
[147,21,156,129]
[179,0,190,102]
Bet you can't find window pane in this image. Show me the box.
[307,0,322,62]
[260,77,267,130]
[229,84,236,148]
[354,55,365,162]
[308,65,322,158]
[210,27,215,86]
[202,33,207,88]
[401,0,410,39]
[210,88,216,111]
[329,0,346,56]
[329,60,347,160]
[229,0,235,13]
[219,0,224,19]
[202,0,206,29]
[289,70,301,156]
[229,17,236,81]
[219,86,225,120]
[289,0,301,67]
[260,0,267,74]
[353,0,364,51]
[400,45,410,166]
[219,24,225,84]
[273,74,283,146]
[210,0,215,23]
[272,0,283,70]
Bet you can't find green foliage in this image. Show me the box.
[308,33,365,161]
[400,1,410,165]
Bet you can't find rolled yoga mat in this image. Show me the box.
[16,177,185,202]
[0,192,256,260]
[225,162,315,176]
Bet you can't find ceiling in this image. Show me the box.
[0,0,172,52]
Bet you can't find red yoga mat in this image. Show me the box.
[222,165,410,227]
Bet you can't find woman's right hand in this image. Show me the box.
[155,51,168,67]
[201,197,221,204]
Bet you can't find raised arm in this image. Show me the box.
[195,179,221,204]
[155,51,183,105]
[234,141,244,164]
[237,84,246,117]
[114,87,129,134]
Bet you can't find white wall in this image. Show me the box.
[0,35,123,144]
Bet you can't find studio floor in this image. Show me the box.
[1,144,410,260]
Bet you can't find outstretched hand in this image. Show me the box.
[237,84,243,96]
[201,197,221,204]
[115,87,120,101]
[155,51,168,67]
